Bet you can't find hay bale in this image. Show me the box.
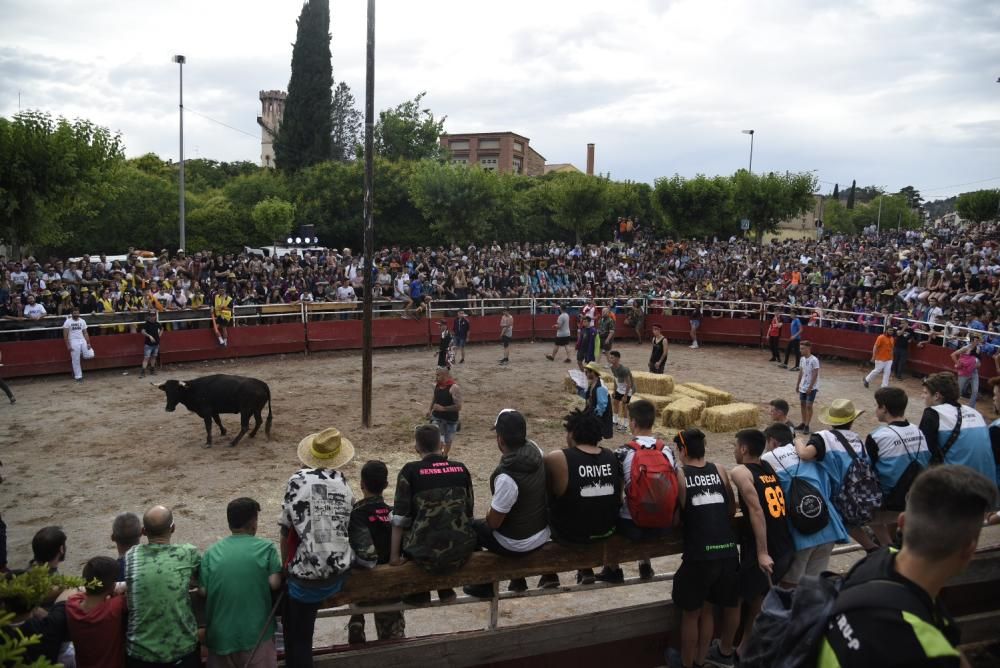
[681,382,733,407]
[702,402,759,433]
[673,384,710,404]
[661,397,706,429]
[632,393,676,412]
[632,371,675,396]
[563,376,579,394]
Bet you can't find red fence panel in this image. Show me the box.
[308,320,364,352]
[0,333,144,378]
[372,318,430,348]
[159,323,307,364]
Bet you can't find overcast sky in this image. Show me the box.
[2,0,998,200]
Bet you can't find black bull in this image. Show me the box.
[155,374,272,447]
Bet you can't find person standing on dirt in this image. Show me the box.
[0,351,14,405]
[608,351,635,433]
[435,320,454,369]
[689,302,702,350]
[779,311,802,370]
[767,311,782,362]
[576,315,598,372]
[598,307,616,360]
[649,323,668,373]
[499,308,513,365]
[428,367,462,458]
[453,310,470,364]
[63,306,92,383]
[140,311,164,379]
[546,304,573,363]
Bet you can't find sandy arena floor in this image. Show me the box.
[2,338,997,644]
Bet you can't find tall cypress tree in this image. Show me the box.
[832,183,839,201]
[847,180,856,209]
[274,0,333,172]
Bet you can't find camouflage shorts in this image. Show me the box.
[349,611,405,640]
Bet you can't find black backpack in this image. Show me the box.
[929,405,964,465]
[829,430,882,526]
[775,458,830,535]
[883,426,925,512]
[742,572,928,668]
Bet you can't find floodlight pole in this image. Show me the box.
[173,55,187,252]
[361,0,375,428]
[742,129,755,174]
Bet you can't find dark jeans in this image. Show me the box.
[893,347,908,379]
[768,336,780,360]
[472,518,529,557]
[283,595,323,668]
[126,651,200,668]
[0,514,6,570]
[0,378,11,401]
[784,339,801,367]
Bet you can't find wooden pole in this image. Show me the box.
[361,0,375,427]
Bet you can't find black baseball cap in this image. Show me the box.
[492,409,526,443]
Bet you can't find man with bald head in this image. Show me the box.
[125,505,201,668]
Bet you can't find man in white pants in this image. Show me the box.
[863,326,895,390]
[63,307,93,382]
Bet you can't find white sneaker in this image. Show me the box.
[689,343,699,349]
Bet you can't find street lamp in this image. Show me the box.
[173,55,186,253]
[741,129,755,174]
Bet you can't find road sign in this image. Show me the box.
[740,219,750,231]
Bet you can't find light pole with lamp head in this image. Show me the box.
[173,55,186,253]
[741,129,755,174]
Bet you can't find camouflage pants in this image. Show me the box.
[349,610,405,640]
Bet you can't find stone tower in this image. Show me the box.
[257,90,287,168]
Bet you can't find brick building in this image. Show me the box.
[439,132,546,176]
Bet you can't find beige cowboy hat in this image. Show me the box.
[584,362,602,374]
[297,427,355,470]
[818,399,865,426]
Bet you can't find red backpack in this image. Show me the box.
[625,438,680,528]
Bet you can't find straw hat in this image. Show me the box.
[297,427,355,469]
[584,362,602,374]
[818,399,864,426]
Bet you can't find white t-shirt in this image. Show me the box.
[23,303,47,319]
[798,354,820,393]
[490,471,551,552]
[556,312,571,337]
[63,317,88,345]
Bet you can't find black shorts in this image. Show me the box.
[555,336,572,346]
[217,316,232,327]
[649,363,665,374]
[671,557,740,611]
[501,335,512,346]
[411,295,425,306]
[738,544,793,600]
[613,392,631,403]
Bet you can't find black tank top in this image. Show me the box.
[649,337,665,365]
[738,461,794,559]
[550,446,623,543]
[681,462,738,561]
[432,382,458,422]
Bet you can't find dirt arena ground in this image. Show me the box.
[2,338,997,645]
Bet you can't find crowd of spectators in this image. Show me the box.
[1,219,999,339]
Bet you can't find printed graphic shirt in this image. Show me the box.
[798,354,820,393]
[124,543,200,663]
[63,317,88,344]
[865,421,931,498]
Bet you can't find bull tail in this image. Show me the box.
[265,390,273,440]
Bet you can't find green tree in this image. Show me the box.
[223,170,290,239]
[331,82,362,161]
[652,174,733,238]
[831,183,839,201]
[0,111,123,254]
[847,179,856,209]
[274,0,333,172]
[90,164,179,252]
[897,185,922,208]
[185,192,243,252]
[290,160,362,243]
[545,173,609,244]
[409,161,501,243]
[955,189,1000,223]
[250,197,296,244]
[374,92,446,161]
[732,170,817,243]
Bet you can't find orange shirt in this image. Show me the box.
[873,334,894,361]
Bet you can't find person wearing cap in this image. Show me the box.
[435,320,454,369]
[863,325,896,389]
[546,303,573,363]
[428,367,462,457]
[576,315,598,372]
[796,398,880,552]
[389,424,475,605]
[453,310,470,364]
[463,410,550,598]
[280,427,377,667]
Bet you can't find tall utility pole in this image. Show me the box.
[361,0,375,427]
[173,55,187,252]
[742,129,755,174]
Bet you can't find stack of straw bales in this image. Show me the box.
[661,397,706,428]
[632,372,675,396]
[631,393,676,412]
[702,402,759,432]
[681,382,733,407]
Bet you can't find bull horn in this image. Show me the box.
[179,381,189,388]
[152,382,166,390]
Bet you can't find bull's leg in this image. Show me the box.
[213,414,227,435]
[249,410,263,438]
[202,416,213,448]
[228,412,250,447]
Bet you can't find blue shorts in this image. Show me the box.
[691,319,701,329]
[799,389,818,403]
[431,418,459,444]
[144,344,159,358]
[454,335,467,348]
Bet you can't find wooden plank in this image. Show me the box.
[312,600,677,668]
[956,610,1000,645]
[327,533,684,605]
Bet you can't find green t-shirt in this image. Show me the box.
[125,543,201,662]
[199,534,281,655]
